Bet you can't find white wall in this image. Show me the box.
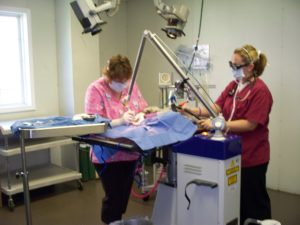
[98,0,128,71]
[56,0,128,115]
[278,0,300,194]
[55,0,101,115]
[70,10,101,114]
[126,0,300,194]
[55,0,75,116]
[127,0,176,106]
[0,0,60,120]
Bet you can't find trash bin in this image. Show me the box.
[79,143,95,181]
[109,217,153,225]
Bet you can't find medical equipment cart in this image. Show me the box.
[174,134,241,225]
[152,134,241,225]
[0,120,82,210]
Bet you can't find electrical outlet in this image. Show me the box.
[158,72,172,87]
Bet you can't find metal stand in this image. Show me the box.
[19,134,32,225]
[17,123,107,225]
[127,30,217,118]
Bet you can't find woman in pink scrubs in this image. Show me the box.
[85,55,148,225]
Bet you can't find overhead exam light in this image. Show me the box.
[154,0,189,39]
[71,0,188,38]
[70,0,120,35]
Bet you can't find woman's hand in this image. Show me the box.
[198,118,213,130]
[122,110,135,124]
[143,106,162,114]
[131,112,145,126]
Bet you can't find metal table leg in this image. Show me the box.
[19,135,32,225]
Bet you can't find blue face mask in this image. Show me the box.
[232,68,244,80]
[109,80,128,93]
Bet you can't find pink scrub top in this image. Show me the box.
[85,77,148,163]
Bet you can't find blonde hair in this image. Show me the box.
[234,44,267,77]
[103,55,132,81]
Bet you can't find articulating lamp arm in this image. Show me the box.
[127,30,217,118]
[91,0,120,16]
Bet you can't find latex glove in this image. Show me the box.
[198,118,213,130]
[72,113,95,121]
[143,106,162,114]
[73,113,85,120]
[122,110,135,125]
[131,112,145,126]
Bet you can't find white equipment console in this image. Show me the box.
[152,134,241,225]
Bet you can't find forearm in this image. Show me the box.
[110,118,124,127]
[186,104,221,117]
[225,119,257,133]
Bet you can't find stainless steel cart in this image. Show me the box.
[17,123,107,225]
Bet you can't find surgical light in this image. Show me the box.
[70,0,120,36]
[154,0,189,39]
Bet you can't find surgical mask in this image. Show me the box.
[109,80,128,93]
[232,68,244,80]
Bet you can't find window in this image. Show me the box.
[0,7,35,113]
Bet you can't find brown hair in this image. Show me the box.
[103,55,132,81]
[234,44,267,77]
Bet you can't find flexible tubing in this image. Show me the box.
[131,166,165,199]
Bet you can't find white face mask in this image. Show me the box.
[232,68,244,80]
[109,80,128,93]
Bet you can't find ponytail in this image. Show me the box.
[253,53,267,77]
